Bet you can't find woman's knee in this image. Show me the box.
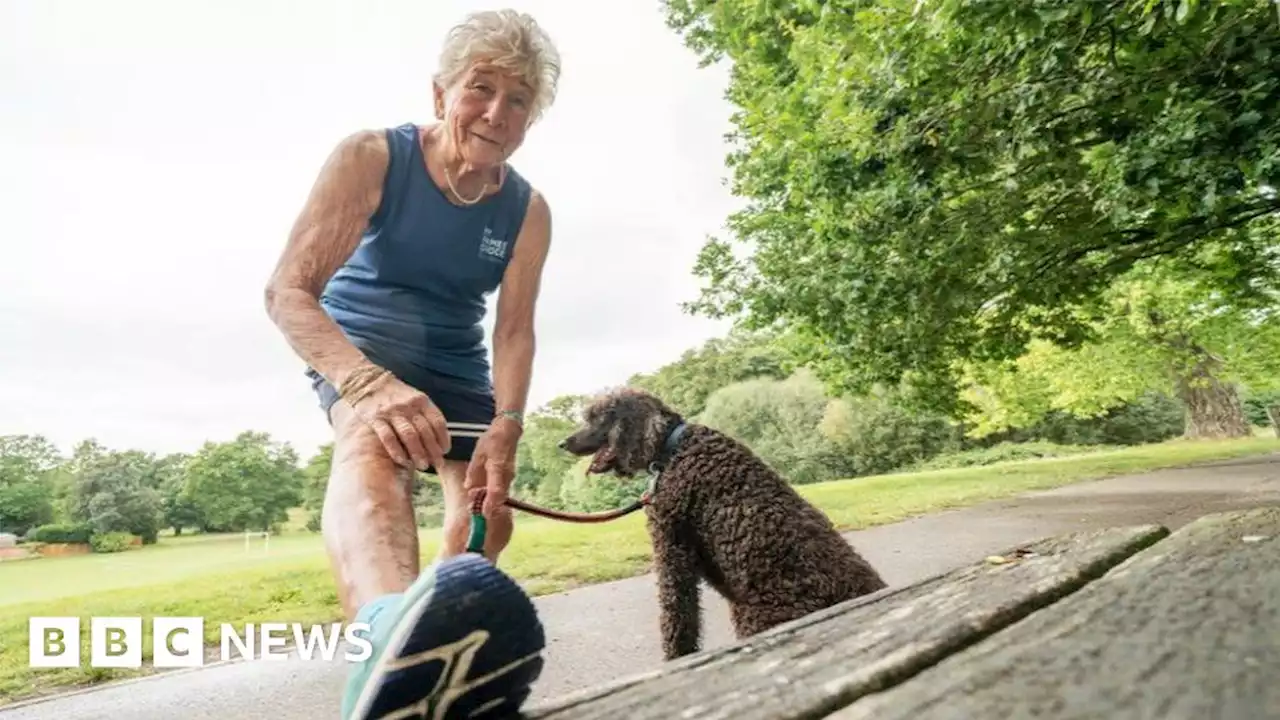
[322,402,418,536]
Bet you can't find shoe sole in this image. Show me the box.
[346,554,545,720]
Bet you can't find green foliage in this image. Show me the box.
[0,481,54,538]
[960,266,1280,437]
[820,392,961,476]
[700,370,852,484]
[29,522,94,544]
[0,435,62,535]
[63,443,165,544]
[512,395,589,509]
[1011,392,1187,446]
[1085,392,1188,444]
[299,443,332,530]
[557,457,650,513]
[155,453,201,535]
[913,441,1107,471]
[89,531,135,554]
[664,0,1280,407]
[1244,388,1280,426]
[628,328,797,417]
[182,431,304,533]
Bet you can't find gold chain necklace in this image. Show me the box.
[443,162,487,206]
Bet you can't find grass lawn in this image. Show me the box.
[1,435,1277,704]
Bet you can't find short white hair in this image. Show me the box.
[435,9,561,124]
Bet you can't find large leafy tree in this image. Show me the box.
[63,442,166,543]
[0,434,62,535]
[627,328,797,417]
[664,0,1280,409]
[181,431,304,533]
[699,370,853,484]
[962,265,1280,438]
[516,394,589,508]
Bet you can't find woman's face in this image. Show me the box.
[436,63,536,168]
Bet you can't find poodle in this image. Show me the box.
[558,387,888,661]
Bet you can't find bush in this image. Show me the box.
[558,457,650,512]
[701,370,852,485]
[997,392,1185,447]
[29,522,94,544]
[89,531,135,553]
[1244,388,1280,427]
[820,393,961,477]
[913,441,1107,471]
[1095,392,1186,445]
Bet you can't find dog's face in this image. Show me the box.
[558,388,683,477]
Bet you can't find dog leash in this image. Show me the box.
[465,423,688,554]
[465,492,649,553]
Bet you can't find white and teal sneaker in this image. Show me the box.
[341,553,545,719]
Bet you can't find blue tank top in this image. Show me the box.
[319,123,533,392]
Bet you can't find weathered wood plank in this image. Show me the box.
[828,506,1280,720]
[523,523,1168,720]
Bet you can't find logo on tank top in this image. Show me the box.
[478,227,508,263]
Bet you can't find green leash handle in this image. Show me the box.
[466,490,487,554]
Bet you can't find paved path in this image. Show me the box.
[5,454,1279,719]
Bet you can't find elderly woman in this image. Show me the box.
[264,9,559,719]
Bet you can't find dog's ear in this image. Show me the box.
[643,406,669,457]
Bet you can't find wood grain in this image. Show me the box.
[523,524,1167,720]
[829,506,1280,720]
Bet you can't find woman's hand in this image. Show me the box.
[465,416,522,517]
[349,375,451,472]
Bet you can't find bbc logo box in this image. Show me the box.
[29,617,206,669]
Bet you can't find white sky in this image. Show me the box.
[0,0,740,460]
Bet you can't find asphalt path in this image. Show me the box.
[4,454,1278,719]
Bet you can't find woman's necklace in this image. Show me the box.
[424,127,504,206]
[443,162,487,206]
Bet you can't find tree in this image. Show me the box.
[820,391,960,476]
[961,266,1280,438]
[64,445,165,543]
[699,370,852,484]
[0,434,62,535]
[516,395,589,508]
[299,443,332,530]
[557,456,650,513]
[155,453,203,535]
[627,328,797,417]
[181,431,304,533]
[664,0,1280,409]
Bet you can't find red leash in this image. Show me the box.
[464,423,685,553]
[465,489,650,553]
[471,490,649,522]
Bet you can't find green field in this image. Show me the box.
[1,436,1277,705]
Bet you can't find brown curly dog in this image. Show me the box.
[558,387,888,661]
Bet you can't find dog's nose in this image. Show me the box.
[557,439,568,450]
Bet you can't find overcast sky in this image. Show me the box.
[0,0,740,459]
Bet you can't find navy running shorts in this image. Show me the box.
[306,363,495,473]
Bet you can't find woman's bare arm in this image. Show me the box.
[491,189,553,428]
[264,130,388,389]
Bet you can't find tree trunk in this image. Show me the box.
[1268,404,1280,439]
[1175,363,1252,440]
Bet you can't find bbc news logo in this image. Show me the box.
[29,617,373,668]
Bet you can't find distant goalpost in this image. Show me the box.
[243,530,271,554]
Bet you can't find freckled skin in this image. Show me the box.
[561,388,888,661]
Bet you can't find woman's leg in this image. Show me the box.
[436,459,514,564]
[315,382,543,719]
[322,399,422,622]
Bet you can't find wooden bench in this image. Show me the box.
[522,505,1280,720]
